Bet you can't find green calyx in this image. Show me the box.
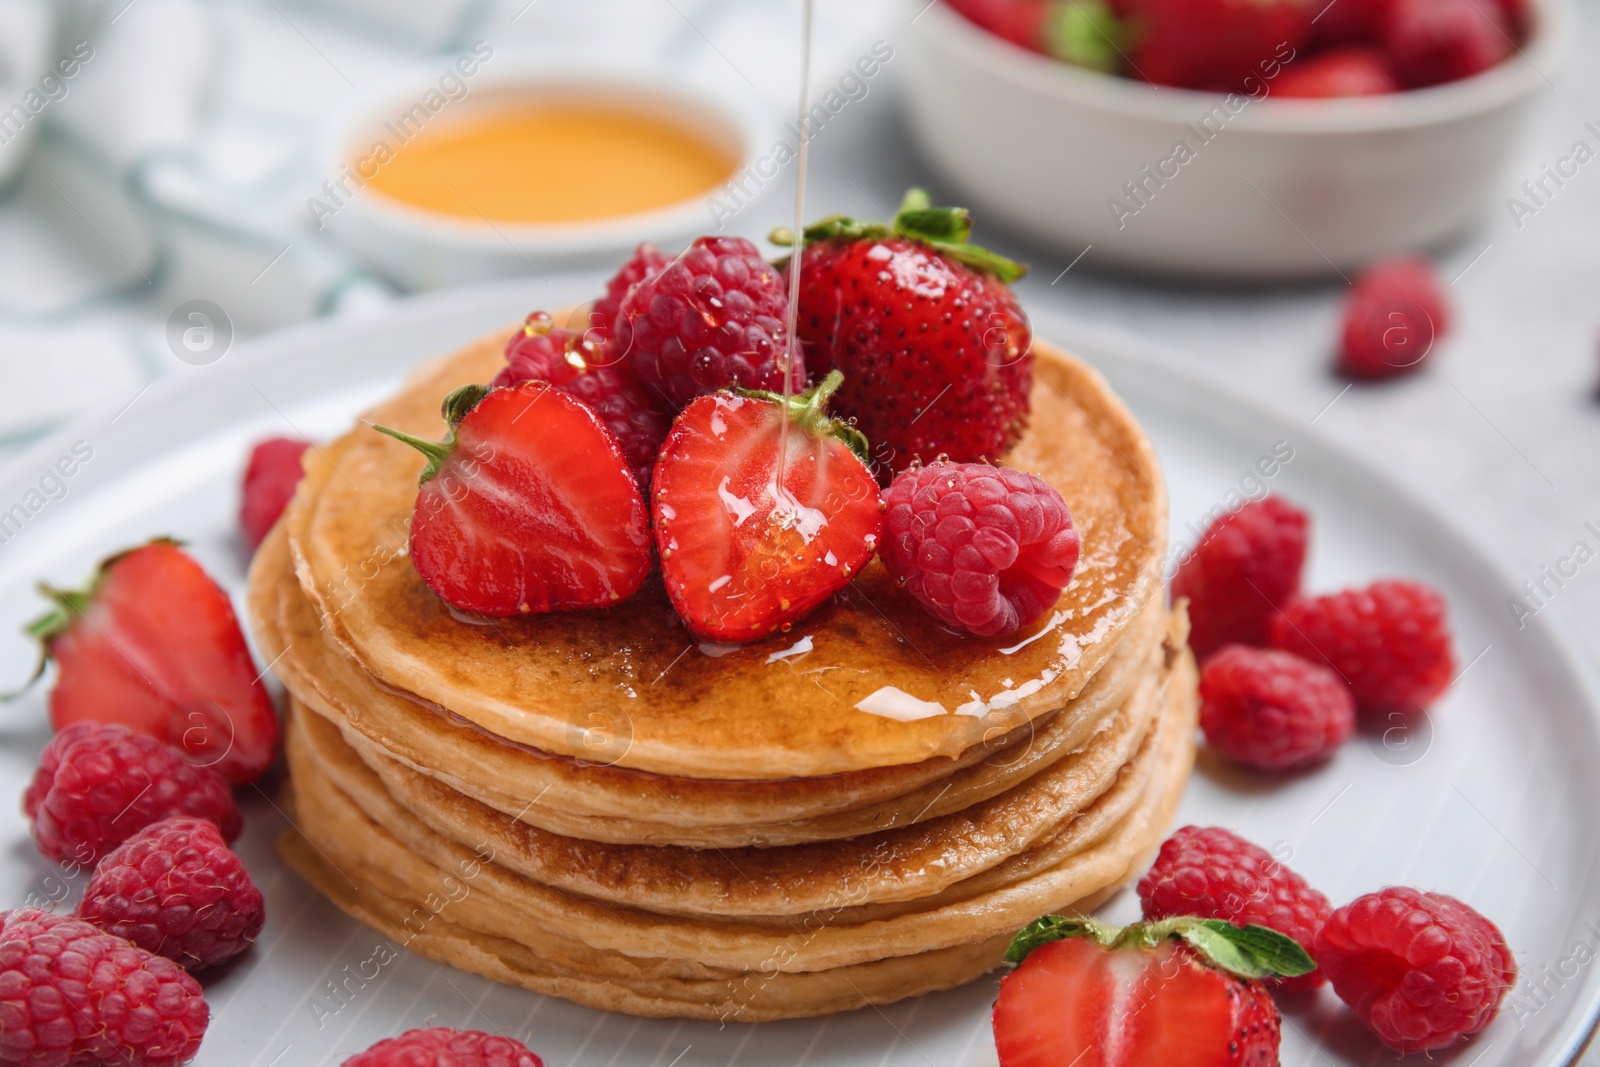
[5,536,184,700]
[1040,0,1124,74]
[1005,915,1317,980]
[735,369,872,467]
[371,383,491,484]
[770,188,1026,283]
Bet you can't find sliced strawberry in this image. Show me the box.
[652,371,884,643]
[239,437,311,551]
[374,383,652,618]
[491,311,669,491]
[18,540,279,784]
[994,916,1311,1067]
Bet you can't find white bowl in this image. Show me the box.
[902,0,1569,278]
[318,64,769,290]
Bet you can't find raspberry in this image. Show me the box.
[1199,645,1355,770]
[77,816,264,971]
[881,461,1080,637]
[240,436,311,551]
[24,723,241,868]
[1173,496,1308,661]
[1383,0,1510,88]
[1315,887,1516,1052]
[490,311,584,390]
[342,1027,544,1067]
[1338,256,1452,380]
[615,236,801,411]
[0,908,209,1066]
[491,311,669,490]
[1139,826,1334,992]
[590,242,669,353]
[1268,579,1456,713]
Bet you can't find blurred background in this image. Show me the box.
[0,0,1594,762]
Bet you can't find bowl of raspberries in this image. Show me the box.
[901,0,1569,278]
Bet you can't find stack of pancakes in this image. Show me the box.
[246,330,1198,1022]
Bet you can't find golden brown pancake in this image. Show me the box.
[251,523,1170,846]
[277,653,1194,1019]
[279,335,1167,779]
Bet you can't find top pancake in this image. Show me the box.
[283,330,1166,779]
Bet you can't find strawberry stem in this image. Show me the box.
[370,383,492,484]
[769,187,1026,283]
[735,370,872,467]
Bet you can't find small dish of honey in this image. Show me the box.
[319,65,765,289]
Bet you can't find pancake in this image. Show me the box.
[251,523,1172,846]
[280,334,1167,779]
[288,630,1166,917]
[277,651,1194,1018]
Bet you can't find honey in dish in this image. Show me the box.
[362,103,737,224]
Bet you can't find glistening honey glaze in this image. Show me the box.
[363,104,736,223]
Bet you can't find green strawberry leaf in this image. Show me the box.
[1178,920,1317,980]
[1041,0,1125,74]
[735,369,873,468]
[1005,915,1316,978]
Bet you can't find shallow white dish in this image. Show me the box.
[902,0,1570,279]
[319,64,767,290]
[0,280,1597,1065]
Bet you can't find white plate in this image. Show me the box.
[0,280,1596,1067]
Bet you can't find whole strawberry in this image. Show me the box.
[994,914,1313,1066]
[25,722,241,867]
[78,816,264,971]
[652,371,884,642]
[1123,0,1309,91]
[240,436,311,551]
[880,460,1079,637]
[1316,888,1515,1053]
[613,235,800,412]
[491,311,670,490]
[342,1027,543,1067]
[1139,826,1334,991]
[1268,579,1455,712]
[1383,0,1510,87]
[0,908,209,1066]
[1338,256,1451,380]
[1199,645,1356,770]
[1273,48,1400,97]
[19,539,279,784]
[1173,496,1309,661]
[785,188,1031,479]
[374,382,653,618]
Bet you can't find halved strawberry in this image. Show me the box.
[374,382,652,618]
[994,916,1313,1067]
[240,436,312,551]
[15,540,279,784]
[652,370,883,643]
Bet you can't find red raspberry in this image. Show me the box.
[614,236,801,412]
[1199,645,1356,770]
[0,908,209,1066]
[490,311,584,390]
[342,1027,544,1067]
[1138,825,1334,992]
[1173,496,1308,661]
[240,436,311,551]
[1269,579,1456,713]
[590,242,669,353]
[1315,887,1516,1052]
[491,311,669,491]
[24,722,241,868]
[1338,256,1452,380]
[77,816,264,971]
[1383,0,1510,88]
[881,461,1080,637]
